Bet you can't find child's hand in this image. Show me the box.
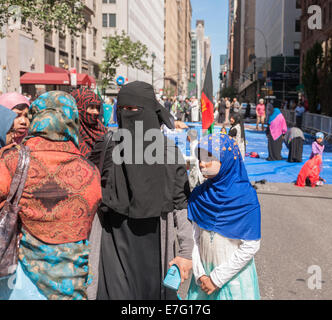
[199,276,218,295]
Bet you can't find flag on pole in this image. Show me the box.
[201,56,214,134]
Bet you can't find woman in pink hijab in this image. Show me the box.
[0,92,30,144]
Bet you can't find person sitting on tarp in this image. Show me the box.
[295,155,325,188]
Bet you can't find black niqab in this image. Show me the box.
[99,81,175,220]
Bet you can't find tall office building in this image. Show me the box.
[164,0,192,96]
[102,0,165,92]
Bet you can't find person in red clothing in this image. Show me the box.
[295,155,323,188]
[0,91,102,300]
[256,99,266,131]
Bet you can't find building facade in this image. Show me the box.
[102,0,165,93]
[300,0,332,114]
[0,0,102,94]
[164,0,192,97]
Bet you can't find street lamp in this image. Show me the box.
[151,52,156,88]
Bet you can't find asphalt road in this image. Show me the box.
[255,182,332,300]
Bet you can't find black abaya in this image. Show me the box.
[97,213,161,300]
[288,137,304,163]
[267,134,283,161]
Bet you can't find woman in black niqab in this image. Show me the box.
[89,81,175,300]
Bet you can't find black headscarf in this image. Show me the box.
[92,81,175,220]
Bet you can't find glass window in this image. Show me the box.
[109,0,116,3]
[109,13,116,27]
[102,13,107,27]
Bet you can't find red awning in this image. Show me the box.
[87,76,96,89]
[20,72,70,85]
[77,73,89,86]
[45,64,69,74]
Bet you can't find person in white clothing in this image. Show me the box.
[186,133,261,300]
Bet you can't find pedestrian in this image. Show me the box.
[256,99,266,131]
[295,102,306,129]
[190,97,200,122]
[224,97,231,125]
[296,155,323,188]
[102,98,114,128]
[245,101,251,119]
[0,91,102,300]
[266,100,274,124]
[186,133,261,300]
[232,98,240,113]
[160,136,194,300]
[316,99,322,114]
[0,105,17,153]
[0,92,31,144]
[186,129,205,191]
[184,98,192,122]
[87,81,189,300]
[266,107,288,161]
[284,127,305,163]
[218,98,226,124]
[164,97,172,114]
[71,88,107,158]
[310,132,325,160]
[229,113,246,159]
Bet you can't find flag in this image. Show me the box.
[201,57,214,134]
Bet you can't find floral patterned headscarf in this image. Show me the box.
[27,91,80,148]
[71,88,107,157]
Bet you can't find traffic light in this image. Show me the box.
[219,72,223,80]
[250,74,253,81]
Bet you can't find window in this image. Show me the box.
[102,0,107,3]
[295,19,301,33]
[109,0,116,3]
[102,13,107,27]
[109,13,116,27]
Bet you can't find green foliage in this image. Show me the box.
[221,86,238,100]
[100,31,151,89]
[0,0,85,37]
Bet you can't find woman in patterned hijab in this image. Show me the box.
[27,90,80,147]
[71,88,107,157]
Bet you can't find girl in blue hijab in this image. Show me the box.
[186,132,261,300]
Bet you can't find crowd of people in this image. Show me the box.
[0,83,328,301]
[0,82,262,301]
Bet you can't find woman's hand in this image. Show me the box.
[199,275,218,295]
[169,257,192,283]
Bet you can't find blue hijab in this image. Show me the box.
[0,105,17,148]
[188,133,261,241]
[268,107,281,125]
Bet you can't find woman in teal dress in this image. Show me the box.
[186,133,261,300]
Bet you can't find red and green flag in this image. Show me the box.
[201,56,214,134]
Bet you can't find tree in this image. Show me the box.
[100,31,152,89]
[0,0,85,38]
[302,42,323,113]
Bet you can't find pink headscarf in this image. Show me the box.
[0,93,30,144]
[0,92,30,110]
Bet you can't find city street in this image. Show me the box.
[255,183,332,300]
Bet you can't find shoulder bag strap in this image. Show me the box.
[12,146,30,206]
[6,146,27,204]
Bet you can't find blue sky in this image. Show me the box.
[191,0,229,95]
